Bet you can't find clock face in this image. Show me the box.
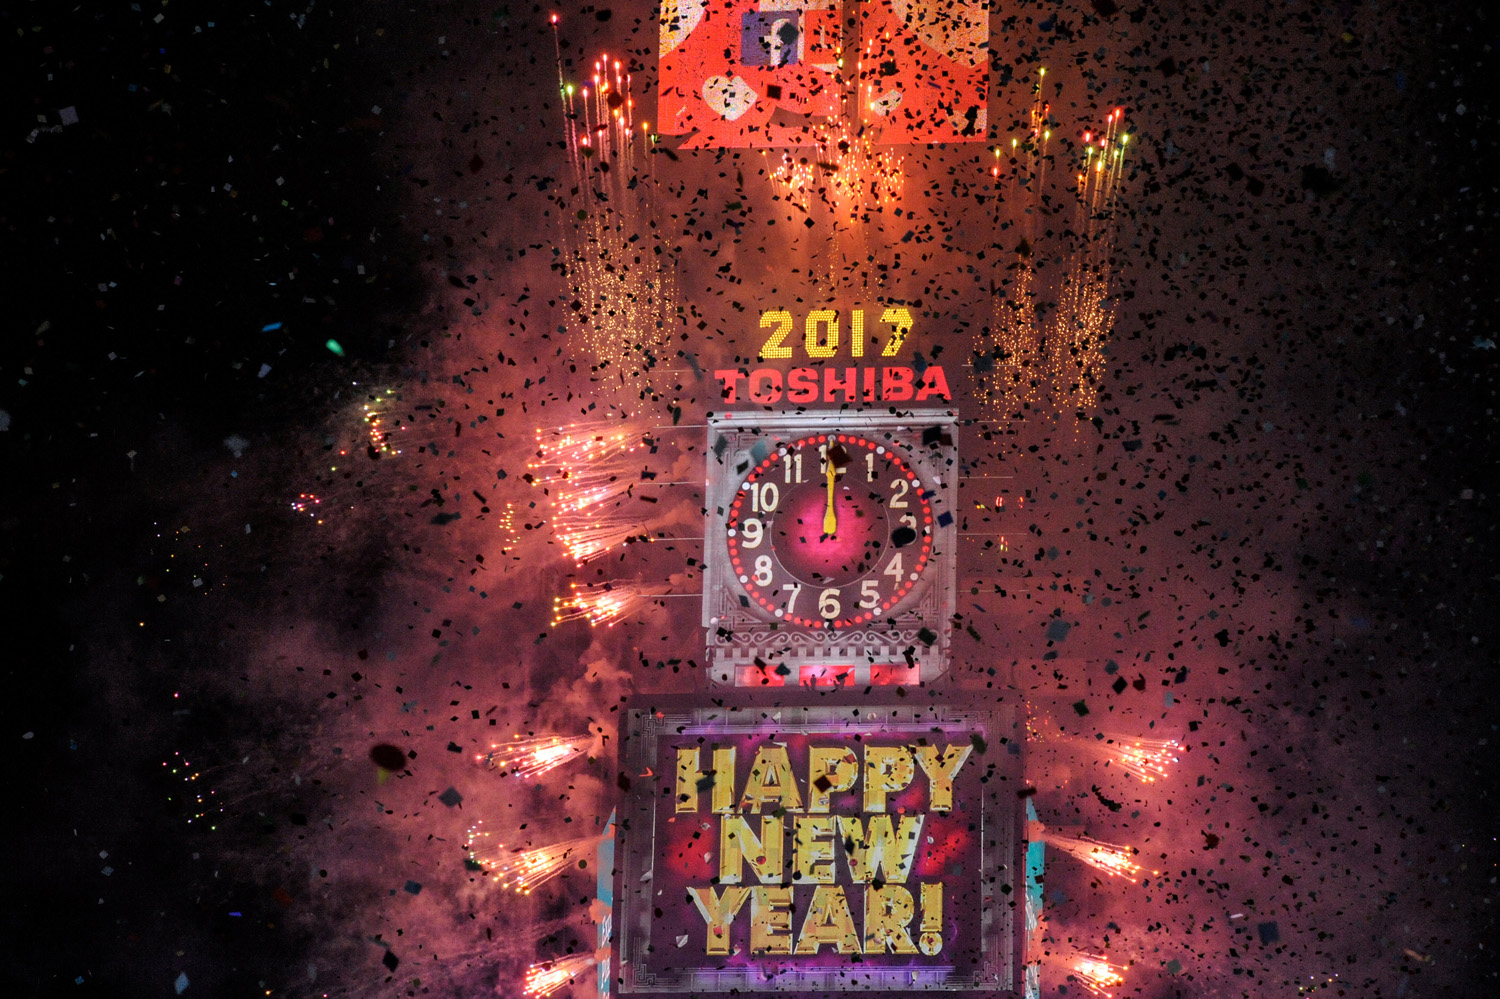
[725,433,933,628]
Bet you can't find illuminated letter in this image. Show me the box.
[919,882,944,956]
[688,886,750,955]
[793,816,835,884]
[862,746,915,812]
[807,747,858,813]
[749,886,794,954]
[863,366,877,402]
[713,369,745,403]
[750,369,783,405]
[863,884,918,954]
[786,367,819,404]
[913,744,973,812]
[882,366,914,402]
[805,308,838,358]
[824,367,857,403]
[719,814,785,884]
[915,366,951,401]
[740,744,803,813]
[676,746,736,814]
[851,308,866,358]
[837,814,924,883]
[794,885,862,954]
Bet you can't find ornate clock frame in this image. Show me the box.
[702,409,958,687]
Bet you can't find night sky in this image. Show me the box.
[4,1,1496,997]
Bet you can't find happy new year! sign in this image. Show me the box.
[611,693,1026,996]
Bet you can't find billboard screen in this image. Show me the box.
[611,693,1027,996]
[658,0,988,147]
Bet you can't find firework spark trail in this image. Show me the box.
[1050,108,1129,413]
[529,424,652,512]
[1041,831,1146,882]
[466,824,601,894]
[1071,954,1126,997]
[978,72,1050,413]
[289,387,412,524]
[553,31,675,385]
[760,122,903,292]
[529,422,661,562]
[474,734,592,779]
[1099,735,1179,782]
[523,955,598,997]
[552,580,652,626]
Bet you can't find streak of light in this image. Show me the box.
[523,955,598,997]
[466,823,601,894]
[475,734,592,779]
[1042,831,1150,882]
[1072,954,1125,997]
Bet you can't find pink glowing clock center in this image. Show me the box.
[769,478,888,586]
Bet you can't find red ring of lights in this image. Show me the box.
[725,433,933,628]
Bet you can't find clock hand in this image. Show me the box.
[823,454,838,535]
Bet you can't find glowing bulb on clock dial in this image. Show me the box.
[725,434,933,627]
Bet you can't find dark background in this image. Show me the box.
[3,1,1495,997]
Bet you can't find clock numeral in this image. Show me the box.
[740,518,764,549]
[817,587,841,620]
[750,482,780,514]
[781,582,802,614]
[784,452,803,484]
[859,579,880,609]
[753,556,774,587]
[899,512,917,531]
[889,478,910,508]
[883,554,904,581]
[865,451,876,482]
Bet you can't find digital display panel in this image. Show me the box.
[658,0,988,147]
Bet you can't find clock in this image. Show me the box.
[725,432,934,628]
[702,411,957,687]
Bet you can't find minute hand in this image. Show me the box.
[823,460,838,535]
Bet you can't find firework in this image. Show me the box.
[552,580,649,626]
[358,387,406,457]
[1104,735,1179,782]
[977,71,1050,414]
[466,824,600,894]
[978,86,1131,420]
[761,122,904,292]
[552,29,675,384]
[162,750,278,827]
[1049,108,1129,412]
[530,423,660,562]
[289,386,413,524]
[523,955,597,997]
[1042,831,1146,882]
[475,734,591,779]
[1072,954,1125,998]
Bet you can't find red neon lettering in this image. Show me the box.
[750,369,783,404]
[915,366,951,402]
[714,369,746,403]
[883,367,914,402]
[787,367,819,404]
[824,367,857,403]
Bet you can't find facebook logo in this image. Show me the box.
[741,11,802,68]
